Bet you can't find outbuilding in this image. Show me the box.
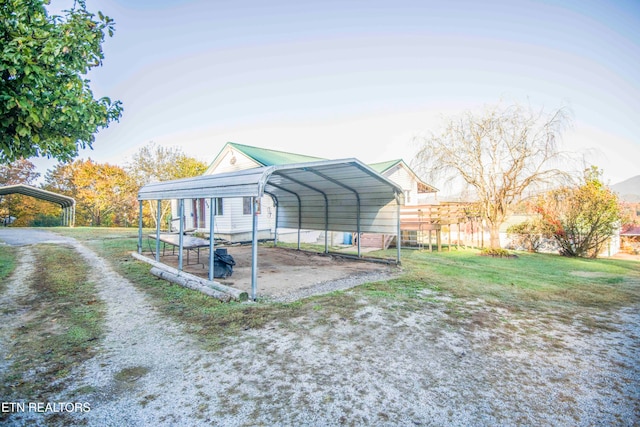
[137,158,404,300]
[0,184,75,226]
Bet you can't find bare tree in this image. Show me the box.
[414,102,572,249]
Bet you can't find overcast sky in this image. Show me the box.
[38,0,640,188]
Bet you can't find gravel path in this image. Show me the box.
[1,232,638,426]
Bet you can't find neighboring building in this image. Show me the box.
[620,224,640,255]
[369,159,437,206]
[173,142,436,243]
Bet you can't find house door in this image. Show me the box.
[192,199,206,229]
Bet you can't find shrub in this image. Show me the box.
[507,220,548,252]
[480,248,516,258]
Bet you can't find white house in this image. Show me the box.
[174,142,436,243]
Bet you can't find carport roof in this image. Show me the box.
[138,158,405,300]
[138,158,405,234]
[138,158,404,201]
[0,184,75,208]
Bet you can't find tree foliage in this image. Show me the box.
[414,102,571,248]
[506,219,550,253]
[44,158,137,226]
[127,142,208,185]
[535,167,622,258]
[0,158,40,185]
[127,142,208,228]
[0,0,123,164]
[0,158,56,225]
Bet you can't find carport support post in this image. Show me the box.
[155,200,162,262]
[208,198,215,281]
[251,196,259,300]
[138,201,143,254]
[324,198,329,253]
[178,199,184,271]
[396,194,402,264]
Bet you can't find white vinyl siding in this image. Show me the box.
[210,149,260,174]
[178,196,274,234]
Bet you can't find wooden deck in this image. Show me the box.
[360,202,481,251]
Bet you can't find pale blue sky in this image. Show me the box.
[42,0,640,187]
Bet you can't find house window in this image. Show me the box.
[215,198,224,215]
[243,197,261,215]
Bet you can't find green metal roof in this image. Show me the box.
[227,142,325,166]
[368,159,402,174]
[212,143,437,192]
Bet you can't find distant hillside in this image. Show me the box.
[612,175,640,203]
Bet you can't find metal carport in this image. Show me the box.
[0,184,76,226]
[137,158,404,300]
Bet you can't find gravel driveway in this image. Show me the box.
[1,230,639,426]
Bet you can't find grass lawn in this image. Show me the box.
[48,227,640,348]
[0,244,105,410]
[396,248,640,310]
[0,244,16,291]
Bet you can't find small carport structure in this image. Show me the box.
[137,158,405,300]
[0,184,76,226]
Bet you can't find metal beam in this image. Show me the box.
[266,182,302,250]
[276,172,329,253]
[178,199,184,270]
[307,168,362,257]
[251,196,259,300]
[155,200,162,262]
[138,201,143,254]
[396,193,402,264]
[208,198,215,281]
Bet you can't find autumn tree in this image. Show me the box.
[0,158,58,225]
[414,102,571,248]
[536,167,622,258]
[0,0,123,164]
[44,158,137,226]
[0,158,40,185]
[127,142,207,228]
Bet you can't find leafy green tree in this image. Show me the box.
[536,167,622,258]
[0,0,123,164]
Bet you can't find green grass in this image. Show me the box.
[48,227,640,347]
[392,248,640,311]
[0,245,17,292]
[0,244,105,409]
[51,227,327,348]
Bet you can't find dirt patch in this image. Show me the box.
[611,252,640,262]
[571,270,614,278]
[140,244,398,300]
